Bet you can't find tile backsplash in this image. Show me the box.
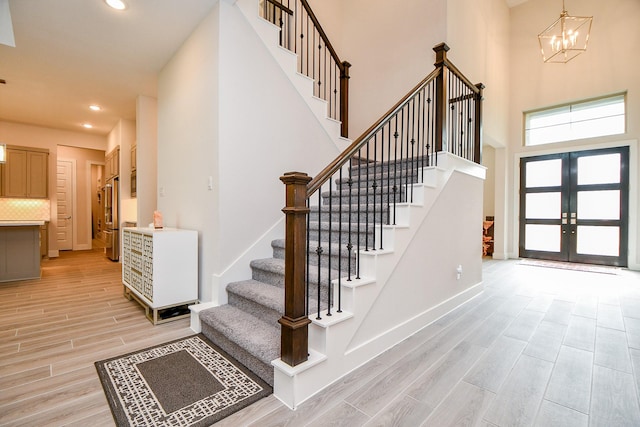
[0,198,51,221]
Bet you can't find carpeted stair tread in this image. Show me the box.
[251,257,342,287]
[250,257,285,275]
[200,305,280,366]
[227,279,283,313]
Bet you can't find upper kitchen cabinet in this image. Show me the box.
[2,147,49,198]
[105,146,120,180]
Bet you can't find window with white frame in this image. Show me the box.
[524,94,626,146]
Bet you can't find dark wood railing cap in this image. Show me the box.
[280,172,312,184]
[433,43,450,65]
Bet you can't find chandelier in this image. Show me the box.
[538,0,593,63]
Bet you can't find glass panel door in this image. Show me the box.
[520,146,629,266]
[520,154,569,262]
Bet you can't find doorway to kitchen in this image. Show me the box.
[519,146,629,267]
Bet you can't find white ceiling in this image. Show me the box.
[0,0,216,135]
[0,0,527,137]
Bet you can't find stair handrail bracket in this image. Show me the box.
[280,43,484,368]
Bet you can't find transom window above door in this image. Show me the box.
[524,93,626,146]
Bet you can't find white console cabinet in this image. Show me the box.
[122,227,198,324]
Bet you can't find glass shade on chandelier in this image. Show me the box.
[538,1,592,63]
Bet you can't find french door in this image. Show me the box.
[519,146,629,267]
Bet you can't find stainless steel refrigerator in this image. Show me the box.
[104,178,119,261]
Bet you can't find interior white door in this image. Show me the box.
[57,160,73,250]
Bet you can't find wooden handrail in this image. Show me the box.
[443,58,481,96]
[299,0,346,73]
[307,67,441,197]
[265,0,293,15]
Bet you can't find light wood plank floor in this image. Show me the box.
[2,251,640,426]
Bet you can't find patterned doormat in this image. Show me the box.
[95,334,272,427]
[519,259,621,275]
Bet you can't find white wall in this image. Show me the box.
[506,0,640,268]
[158,4,220,303]
[446,0,510,148]
[349,170,484,348]
[483,144,496,219]
[158,0,343,303]
[342,0,447,138]
[135,95,158,226]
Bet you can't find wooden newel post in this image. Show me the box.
[340,61,351,138]
[433,43,449,155]
[279,172,312,366]
[474,83,485,164]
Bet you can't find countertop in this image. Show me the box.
[0,220,46,226]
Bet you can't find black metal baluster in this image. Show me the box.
[365,141,370,251]
[399,104,409,203]
[356,148,362,279]
[327,178,332,317]
[409,97,415,203]
[386,123,391,226]
[399,109,405,204]
[316,190,322,320]
[323,45,327,103]
[347,168,353,281]
[416,90,422,177]
[337,168,343,313]
[459,78,464,157]
[333,64,340,119]
[375,132,383,250]
[294,0,298,54]
[392,117,399,225]
[371,136,377,251]
[306,203,310,316]
[305,15,309,76]
[426,84,432,166]
[467,89,473,160]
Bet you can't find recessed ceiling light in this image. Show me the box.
[89,104,102,111]
[105,0,126,10]
[82,123,93,129]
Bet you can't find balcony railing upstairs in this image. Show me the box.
[279,43,484,367]
[261,0,351,137]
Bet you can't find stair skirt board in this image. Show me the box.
[273,280,485,409]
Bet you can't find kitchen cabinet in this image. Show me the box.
[2,147,49,198]
[0,222,43,282]
[131,144,136,171]
[122,227,198,324]
[105,146,120,180]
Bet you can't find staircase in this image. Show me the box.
[195,0,486,409]
[199,159,416,386]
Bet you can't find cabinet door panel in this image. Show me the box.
[27,152,48,198]
[5,149,28,197]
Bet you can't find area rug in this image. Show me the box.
[95,334,272,427]
[519,259,621,275]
